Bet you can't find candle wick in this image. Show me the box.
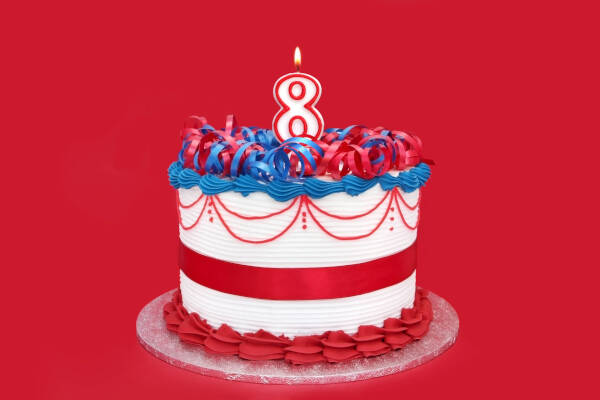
[296,65,300,72]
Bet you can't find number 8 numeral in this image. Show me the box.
[273,73,324,142]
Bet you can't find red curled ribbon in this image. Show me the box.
[179,240,417,300]
[179,115,428,182]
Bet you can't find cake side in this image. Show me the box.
[177,180,421,336]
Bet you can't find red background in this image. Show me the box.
[3,0,599,398]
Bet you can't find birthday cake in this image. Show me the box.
[162,59,433,365]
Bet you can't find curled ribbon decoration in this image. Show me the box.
[178,115,428,182]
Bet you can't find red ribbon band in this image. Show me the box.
[179,241,417,300]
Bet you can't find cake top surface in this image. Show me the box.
[169,115,432,200]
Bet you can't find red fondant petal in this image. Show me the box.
[239,341,286,357]
[178,333,207,346]
[164,309,185,331]
[356,340,389,352]
[406,320,431,339]
[321,331,356,348]
[243,330,291,345]
[385,332,413,348]
[285,335,323,354]
[420,298,433,321]
[177,317,209,339]
[323,346,360,362]
[163,302,177,315]
[172,290,182,305]
[211,324,243,343]
[175,304,188,320]
[352,325,385,341]
[188,313,212,334]
[361,347,391,357]
[400,308,423,325]
[163,312,182,325]
[204,335,239,355]
[382,318,408,332]
[285,345,323,354]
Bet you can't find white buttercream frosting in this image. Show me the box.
[177,183,421,337]
[178,185,419,268]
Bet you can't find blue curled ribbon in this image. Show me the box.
[178,118,429,187]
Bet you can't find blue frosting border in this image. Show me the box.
[168,161,431,202]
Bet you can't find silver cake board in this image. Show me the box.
[136,289,459,384]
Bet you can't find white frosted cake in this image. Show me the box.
[164,115,433,364]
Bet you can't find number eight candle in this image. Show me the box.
[272,47,325,142]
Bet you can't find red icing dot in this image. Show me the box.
[390,217,394,221]
[208,209,212,214]
[302,218,307,223]
[302,211,307,217]
[302,225,307,230]
[209,217,214,223]
[391,207,395,212]
[389,227,394,231]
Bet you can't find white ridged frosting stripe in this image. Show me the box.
[178,185,419,267]
[180,269,416,337]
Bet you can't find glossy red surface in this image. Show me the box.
[3,0,597,399]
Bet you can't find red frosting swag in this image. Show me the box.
[163,289,432,365]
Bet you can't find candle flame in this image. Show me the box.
[294,47,301,71]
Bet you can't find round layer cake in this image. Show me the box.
[164,116,433,364]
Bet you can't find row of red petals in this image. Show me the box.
[163,289,432,365]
